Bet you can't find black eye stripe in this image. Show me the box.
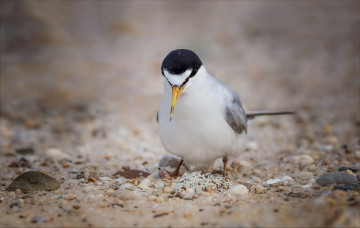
[165,77,173,87]
[180,68,198,87]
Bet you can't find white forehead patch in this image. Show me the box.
[163,69,192,87]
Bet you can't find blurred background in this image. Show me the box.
[0,0,359,170]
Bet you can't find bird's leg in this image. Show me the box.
[170,157,184,177]
[222,156,228,177]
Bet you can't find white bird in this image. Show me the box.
[157,49,293,176]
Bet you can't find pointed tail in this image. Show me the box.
[246,111,295,120]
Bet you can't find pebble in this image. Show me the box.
[225,184,248,195]
[6,171,60,193]
[10,202,20,208]
[316,173,358,186]
[245,141,258,151]
[64,194,76,201]
[250,184,266,194]
[46,148,69,160]
[120,183,136,191]
[112,189,138,200]
[338,167,358,173]
[139,178,153,190]
[230,161,251,173]
[15,147,35,155]
[263,176,293,186]
[333,183,360,191]
[114,169,150,179]
[300,178,316,188]
[288,155,314,166]
[173,171,230,194]
[31,216,46,223]
[154,180,165,189]
[158,154,181,168]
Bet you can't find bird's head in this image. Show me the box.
[161,49,203,120]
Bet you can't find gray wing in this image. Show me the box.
[224,92,247,134]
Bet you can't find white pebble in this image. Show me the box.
[225,184,248,195]
[120,183,135,190]
[245,141,258,151]
[139,178,152,190]
[264,176,293,186]
[46,148,69,160]
[288,155,314,166]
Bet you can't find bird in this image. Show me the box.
[157,49,293,177]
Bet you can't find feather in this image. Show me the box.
[246,111,295,120]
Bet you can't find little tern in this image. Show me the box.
[157,49,293,176]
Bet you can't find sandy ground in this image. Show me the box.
[0,1,359,227]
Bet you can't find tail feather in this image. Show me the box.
[246,111,295,120]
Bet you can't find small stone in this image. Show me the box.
[288,155,314,166]
[8,162,20,168]
[72,205,81,210]
[31,216,46,223]
[338,167,358,173]
[62,163,70,168]
[203,187,215,194]
[113,169,150,179]
[153,212,169,218]
[6,171,60,193]
[88,176,97,183]
[15,148,35,155]
[225,184,248,195]
[10,202,20,208]
[19,158,31,168]
[301,178,316,188]
[64,194,76,201]
[316,173,358,186]
[284,192,307,199]
[25,119,39,129]
[111,203,124,208]
[46,148,68,160]
[112,189,137,200]
[120,183,136,191]
[333,183,360,191]
[264,176,293,186]
[230,161,251,173]
[154,180,165,189]
[323,124,333,133]
[250,184,266,194]
[245,141,258,151]
[345,170,357,176]
[139,178,153,190]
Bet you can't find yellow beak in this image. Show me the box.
[170,85,185,121]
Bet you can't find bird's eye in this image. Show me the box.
[190,68,197,77]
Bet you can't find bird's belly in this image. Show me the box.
[159,102,237,168]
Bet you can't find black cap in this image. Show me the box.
[161,49,203,76]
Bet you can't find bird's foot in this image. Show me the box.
[159,158,184,179]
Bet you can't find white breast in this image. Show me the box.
[158,67,238,169]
